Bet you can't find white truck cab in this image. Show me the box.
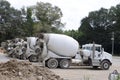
[81,43,112,70]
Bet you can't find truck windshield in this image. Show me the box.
[83,46,101,52]
[95,47,101,52]
[83,47,91,50]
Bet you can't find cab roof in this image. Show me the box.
[82,43,101,47]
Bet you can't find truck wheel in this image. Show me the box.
[9,52,15,58]
[20,54,26,60]
[60,59,70,69]
[47,58,58,69]
[101,60,110,70]
[29,55,38,62]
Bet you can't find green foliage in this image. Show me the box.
[117,74,120,80]
[23,7,34,36]
[32,2,64,33]
[1,0,120,55]
[0,0,64,43]
[0,0,25,42]
[78,5,120,54]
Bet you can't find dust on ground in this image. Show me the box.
[0,52,120,80]
[0,59,63,80]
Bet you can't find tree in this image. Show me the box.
[109,5,120,55]
[32,2,64,33]
[0,0,64,43]
[78,8,114,53]
[78,17,94,44]
[0,0,25,42]
[78,5,120,55]
[21,7,34,36]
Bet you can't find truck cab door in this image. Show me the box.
[94,51,101,59]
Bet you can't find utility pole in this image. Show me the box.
[111,32,114,56]
[92,42,95,59]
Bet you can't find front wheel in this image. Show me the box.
[59,59,70,69]
[101,60,110,70]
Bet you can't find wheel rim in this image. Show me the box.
[48,59,58,68]
[51,61,57,67]
[31,56,37,62]
[60,59,70,68]
[103,62,109,69]
[62,60,69,68]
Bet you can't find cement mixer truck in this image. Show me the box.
[1,33,112,70]
[25,33,112,70]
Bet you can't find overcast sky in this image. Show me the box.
[6,0,120,30]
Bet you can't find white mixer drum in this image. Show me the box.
[46,33,79,57]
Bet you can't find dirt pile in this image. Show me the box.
[0,48,6,53]
[0,60,63,80]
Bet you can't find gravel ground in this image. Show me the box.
[0,53,120,80]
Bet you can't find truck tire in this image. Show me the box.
[29,55,38,62]
[9,53,16,58]
[47,58,58,69]
[101,60,110,70]
[59,59,70,69]
[20,54,26,60]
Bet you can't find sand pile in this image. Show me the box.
[0,60,63,80]
[0,48,6,53]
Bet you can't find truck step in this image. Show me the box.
[92,59,100,66]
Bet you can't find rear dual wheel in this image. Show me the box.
[46,58,58,69]
[46,58,70,69]
[59,59,70,69]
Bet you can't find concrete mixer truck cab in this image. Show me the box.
[81,43,112,70]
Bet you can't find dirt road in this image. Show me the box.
[0,53,119,80]
[51,57,120,80]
